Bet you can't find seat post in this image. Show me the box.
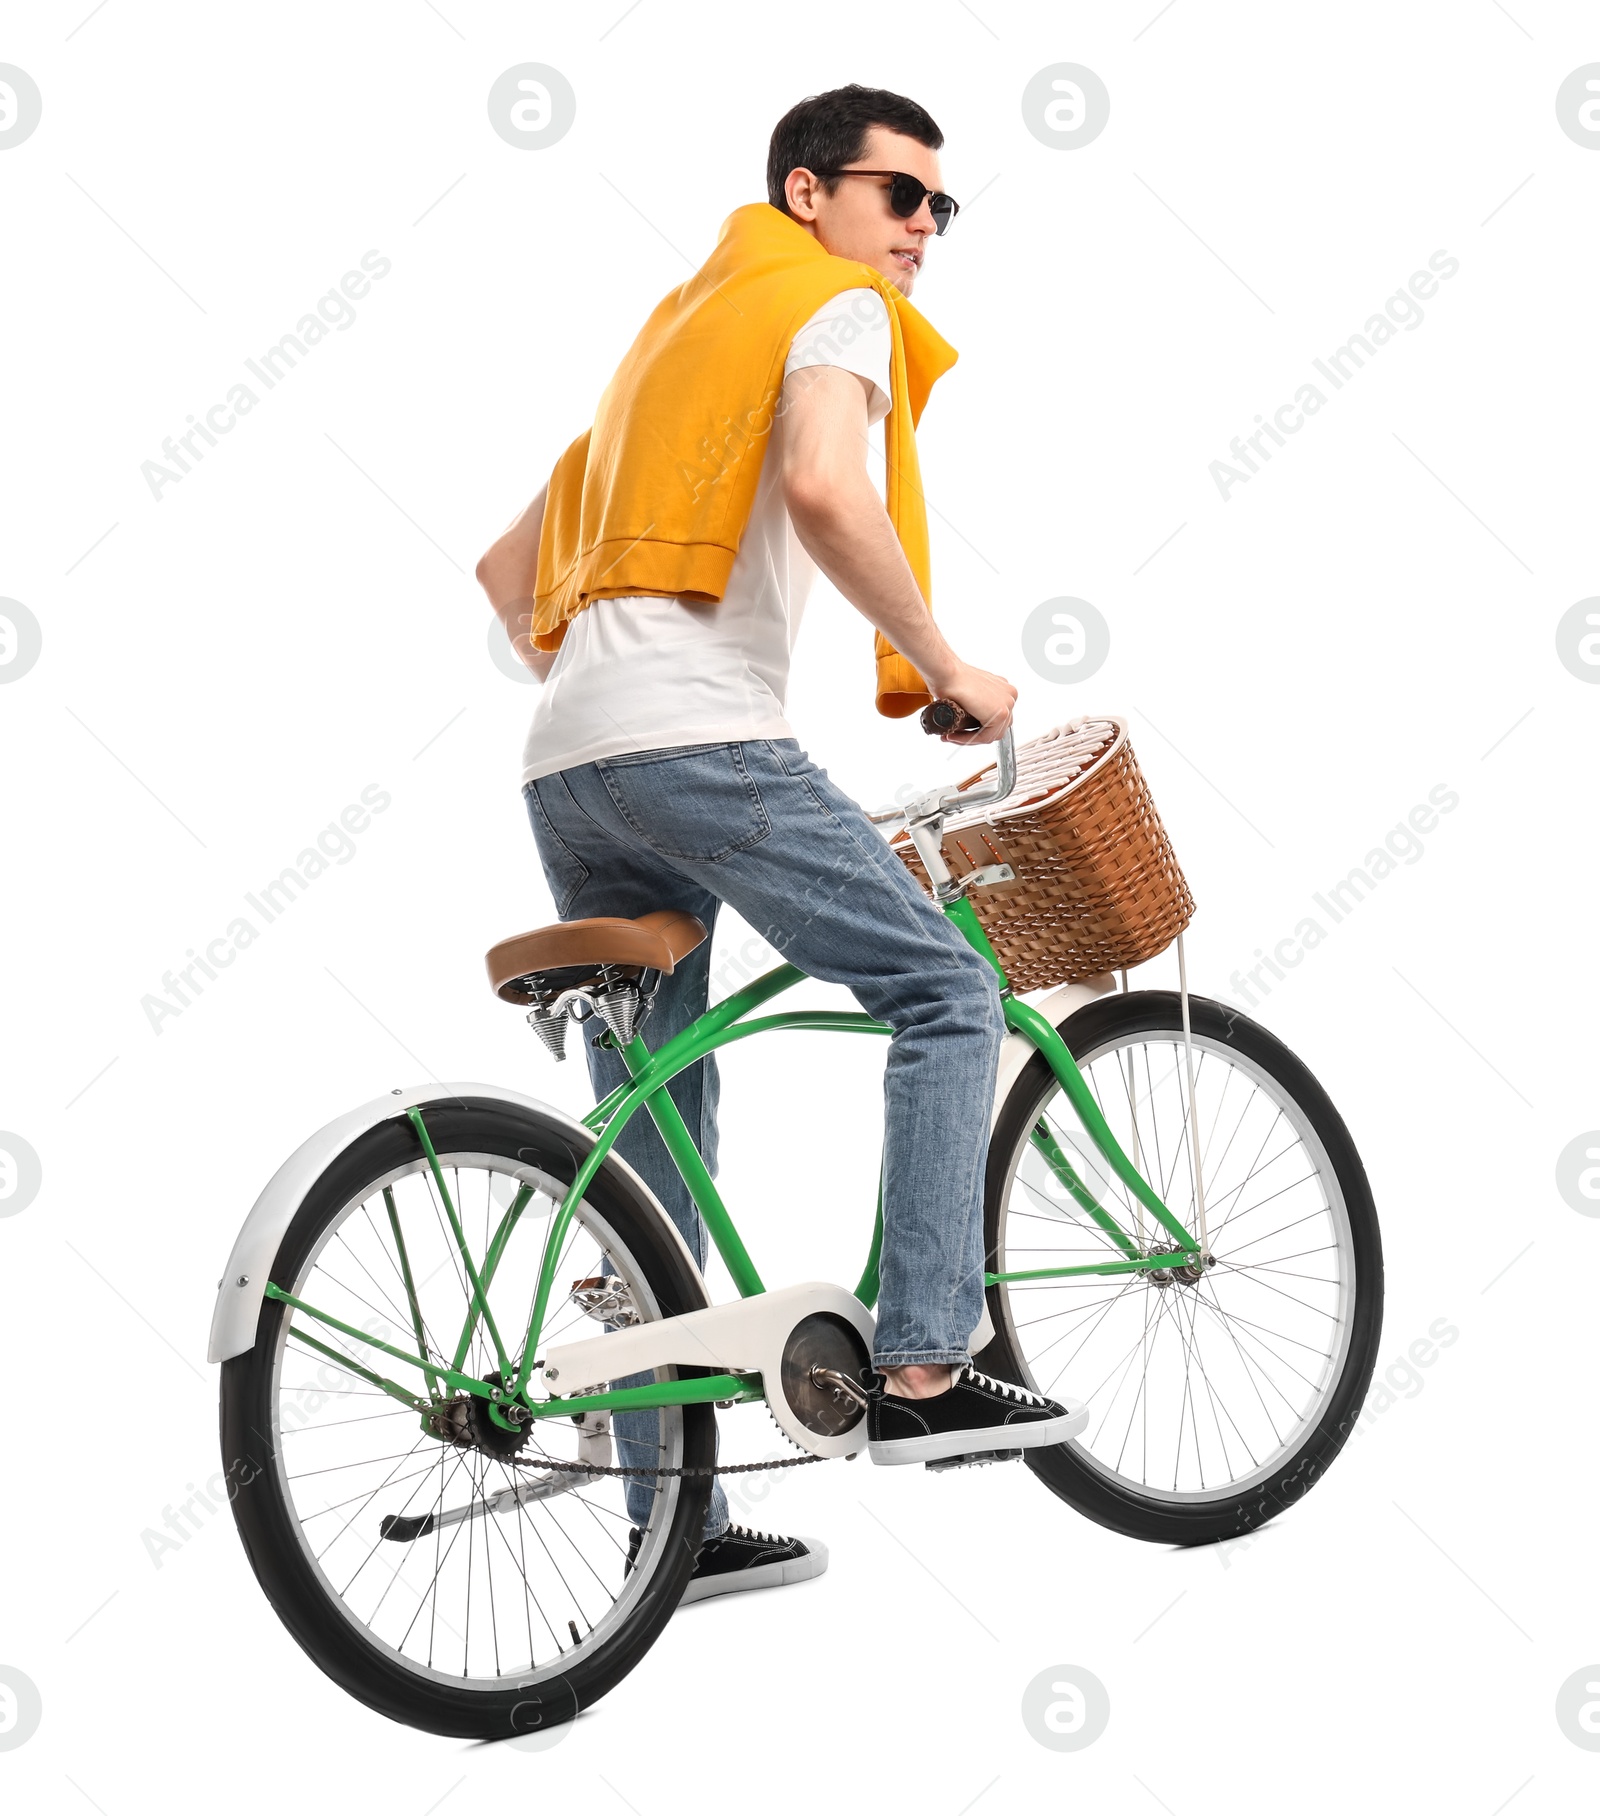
[610,1028,656,1075]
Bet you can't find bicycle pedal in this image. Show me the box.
[924,1448,1023,1474]
[568,1275,639,1327]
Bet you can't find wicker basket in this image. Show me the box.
[890,716,1195,993]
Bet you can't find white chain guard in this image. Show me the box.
[540,1281,876,1458]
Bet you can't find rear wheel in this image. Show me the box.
[219,1099,714,1736]
[978,991,1383,1546]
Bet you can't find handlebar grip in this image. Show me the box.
[920,699,982,736]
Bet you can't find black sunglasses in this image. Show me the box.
[811,168,961,236]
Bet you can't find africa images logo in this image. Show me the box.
[139,252,392,501]
[1209,251,1460,501]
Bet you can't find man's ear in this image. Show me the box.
[785,167,821,224]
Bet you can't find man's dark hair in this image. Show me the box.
[766,84,943,215]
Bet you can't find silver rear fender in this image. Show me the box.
[207,1082,704,1364]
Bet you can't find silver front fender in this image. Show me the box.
[990,974,1117,1133]
[206,1081,705,1365]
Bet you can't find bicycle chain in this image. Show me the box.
[505,1449,828,1480]
[500,1383,863,1478]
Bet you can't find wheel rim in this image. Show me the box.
[266,1151,689,1689]
[994,1029,1357,1504]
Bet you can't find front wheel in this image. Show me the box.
[219,1098,714,1737]
[977,991,1383,1546]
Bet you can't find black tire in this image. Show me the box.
[219,1097,714,1737]
[976,991,1383,1547]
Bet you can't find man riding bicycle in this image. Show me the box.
[475,83,1081,1606]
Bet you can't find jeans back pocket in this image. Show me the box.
[597,742,771,862]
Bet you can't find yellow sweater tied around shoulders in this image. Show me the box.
[530,201,958,717]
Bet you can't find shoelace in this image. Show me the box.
[960,1364,1050,1408]
[718,1523,786,1547]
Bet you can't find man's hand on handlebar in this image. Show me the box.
[923,662,1017,745]
[874,694,1017,824]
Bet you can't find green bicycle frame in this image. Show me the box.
[268,893,1199,1427]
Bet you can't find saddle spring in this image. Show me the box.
[524,964,662,1061]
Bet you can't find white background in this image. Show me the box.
[2,1,1597,1810]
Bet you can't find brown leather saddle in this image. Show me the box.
[484,910,709,1005]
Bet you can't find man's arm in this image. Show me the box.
[780,365,1016,743]
[475,483,558,683]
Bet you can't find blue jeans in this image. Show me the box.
[522,738,1007,1535]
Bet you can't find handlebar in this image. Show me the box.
[863,700,1016,826]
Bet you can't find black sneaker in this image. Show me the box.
[625,1523,828,1605]
[866,1363,1088,1468]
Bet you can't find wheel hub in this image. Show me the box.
[1146,1243,1214,1288]
[431,1370,532,1460]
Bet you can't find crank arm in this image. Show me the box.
[809,1365,872,1410]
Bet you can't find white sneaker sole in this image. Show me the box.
[867,1398,1090,1467]
[678,1536,829,1605]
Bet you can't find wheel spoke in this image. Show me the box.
[1223,1241,1338,1268]
[1210,1262,1344,1323]
[1016,1143,1130,1257]
[1217,1204,1329,1254]
[1191,1286,1326,1400]
[1171,1285,1255,1482]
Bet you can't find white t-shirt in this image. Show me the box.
[520,288,893,784]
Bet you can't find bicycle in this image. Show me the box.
[208,704,1383,1738]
